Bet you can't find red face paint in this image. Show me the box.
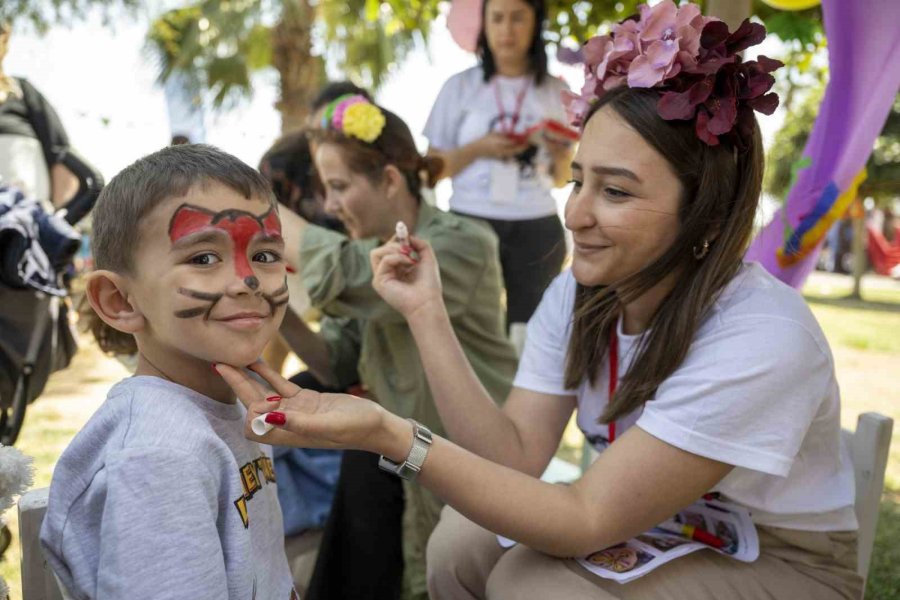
[169,204,282,281]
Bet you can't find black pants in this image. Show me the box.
[456,211,566,326]
[296,371,405,600]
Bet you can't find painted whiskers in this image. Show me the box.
[175,280,288,320]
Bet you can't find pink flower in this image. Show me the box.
[625,0,710,88]
[567,2,781,146]
[628,38,680,87]
[562,90,592,128]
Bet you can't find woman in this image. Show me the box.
[0,20,82,211]
[424,0,574,347]
[221,6,861,599]
[271,95,518,600]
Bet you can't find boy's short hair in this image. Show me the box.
[87,144,275,355]
[92,144,275,274]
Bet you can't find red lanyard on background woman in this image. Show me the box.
[608,327,619,443]
[491,78,531,135]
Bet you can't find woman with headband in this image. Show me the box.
[223,4,861,599]
[272,96,518,600]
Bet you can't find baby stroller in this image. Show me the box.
[0,150,102,445]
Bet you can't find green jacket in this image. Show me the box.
[299,202,517,434]
[299,202,518,599]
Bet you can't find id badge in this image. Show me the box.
[489,160,519,205]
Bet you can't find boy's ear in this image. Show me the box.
[85,270,145,334]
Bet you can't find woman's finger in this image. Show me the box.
[374,252,418,281]
[248,360,303,399]
[216,363,268,408]
[407,236,431,256]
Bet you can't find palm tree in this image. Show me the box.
[147,0,439,132]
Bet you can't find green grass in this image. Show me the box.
[868,491,900,600]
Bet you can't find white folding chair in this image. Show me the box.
[842,411,893,584]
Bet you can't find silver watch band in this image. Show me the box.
[378,419,433,481]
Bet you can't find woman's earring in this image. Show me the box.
[693,240,710,260]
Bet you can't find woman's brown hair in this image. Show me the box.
[312,106,443,201]
[564,86,764,424]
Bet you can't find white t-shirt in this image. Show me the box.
[423,66,569,221]
[515,263,858,532]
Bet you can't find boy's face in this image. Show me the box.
[128,182,287,368]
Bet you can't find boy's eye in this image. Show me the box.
[567,179,583,190]
[189,252,220,266]
[253,250,282,264]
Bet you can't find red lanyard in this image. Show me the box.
[607,327,619,443]
[492,78,530,135]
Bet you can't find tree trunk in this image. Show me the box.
[704,0,752,30]
[272,0,324,133]
[850,197,866,300]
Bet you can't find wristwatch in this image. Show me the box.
[378,419,433,481]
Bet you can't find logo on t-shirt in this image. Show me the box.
[233,455,277,528]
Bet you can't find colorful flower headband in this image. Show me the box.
[562,0,783,148]
[321,94,387,144]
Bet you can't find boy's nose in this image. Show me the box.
[244,276,260,291]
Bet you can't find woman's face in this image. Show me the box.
[565,105,683,287]
[315,142,387,240]
[484,0,535,66]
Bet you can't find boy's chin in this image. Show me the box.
[209,346,269,369]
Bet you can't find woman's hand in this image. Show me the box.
[370,236,445,320]
[215,360,410,457]
[472,132,529,160]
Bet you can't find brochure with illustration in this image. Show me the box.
[497,496,759,585]
[506,119,580,147]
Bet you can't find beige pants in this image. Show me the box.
[426,507,864,600]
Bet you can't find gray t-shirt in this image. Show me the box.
[40,376,297,600]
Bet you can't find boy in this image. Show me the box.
[40,145,298,599]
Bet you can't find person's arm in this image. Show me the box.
[96,448,228,598]
[545,138,575,188]
[218,362,732,558]
[368,237,571,474]
[429,134,529,181]
[278,308,335,386]
[50,162,79,208]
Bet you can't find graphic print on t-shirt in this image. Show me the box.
[233,455,277,528]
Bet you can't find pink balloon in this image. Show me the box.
[447,0,483,53]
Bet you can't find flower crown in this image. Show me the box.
[321,94,387,144]
[562,0,783,148]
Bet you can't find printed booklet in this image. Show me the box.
[498,496,759,584]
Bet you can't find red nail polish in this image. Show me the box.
[211,363,219,374]
[266,395,281,402]
[265,411,286,426]
[400,246,411,256]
